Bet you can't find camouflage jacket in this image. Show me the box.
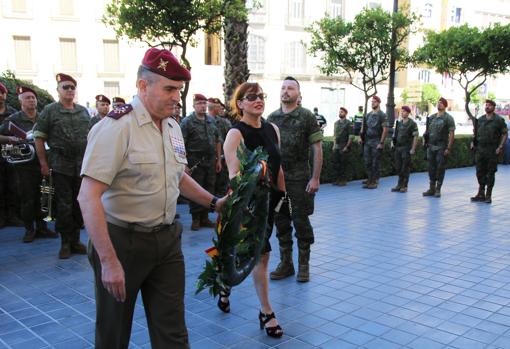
[0,105,18,124]
[214,116,232,143]
[267,106,323,181]
[333,118,353,149]
[427,112,455,149]
[33,102,90,176]
[476,114,508,147]
[89,115,103,129]
[180,112,219,158]
[394,118,419,147]
[365,109,389,145]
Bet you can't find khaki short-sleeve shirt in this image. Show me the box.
[81,96,187,227]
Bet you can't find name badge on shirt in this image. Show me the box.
[170,135,188,164]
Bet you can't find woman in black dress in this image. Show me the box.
[220,82,285,338]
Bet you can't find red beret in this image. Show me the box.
[207,97,222,104]
[485,99,496,107]
[16,85,37,98]
[95,94,111,104]
[112,97,125,104]
[372,96,381,103]
[0,82,7,94]
[401,105,411,113]
[438,97,448,107]
[194,94,207,102]
[56,73,77,86]
[141,48,191,81]
[340,107,348,114]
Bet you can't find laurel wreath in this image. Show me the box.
[196,144,270,296]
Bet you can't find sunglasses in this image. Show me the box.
[62,85,76,91]
[242,93,266,102]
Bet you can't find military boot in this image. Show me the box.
[70,230,86,254]
[399,177,409,193]
[59,234,71,259]
[484,186,493,204]
[434,182,442,198]
[270,246,295,280]
[200,211,215,228]
[36,221,58,238]
[470,186,486,202]
[191,214,200,231]
[422,181,436,196]
[22,224,36,243]
[296,248,310,283]
[391,177,403,192]
[367,180,378,189]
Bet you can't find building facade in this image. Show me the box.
[1,0,509,134]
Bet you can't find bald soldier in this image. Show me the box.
[79,48,226,349]
[90,95,111,128]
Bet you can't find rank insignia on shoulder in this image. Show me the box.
[107,104,133,120]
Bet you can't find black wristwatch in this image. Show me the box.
[209,196,218,212]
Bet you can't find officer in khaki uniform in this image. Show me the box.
[33,73,90,258]
[180,94,222,230]
[0,86,58,242]
[391,106,418,193]
[207,97,231,196]
[79,48,225,349]
[267,76,323,283]
[422,97,455,198]
[470,99,508,203]
[332,107,353,186]
[89,95,111,129]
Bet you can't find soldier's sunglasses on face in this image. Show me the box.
[243,93,266,102]
[62,85,76,91]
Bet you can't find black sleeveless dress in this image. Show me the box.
[232,120,282,253]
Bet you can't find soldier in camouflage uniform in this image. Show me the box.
[208,97,231,197]
[89,94,110,129]
[33,73,90,259]
[470,99,508,203]
[0,86,58,242]
[361,96,389,189]
[267,76,323,283]
[0,82,23,228]
[332,107,353,186]
[422,97,455,198]
[391,106,418,193]
[180,93,221,230]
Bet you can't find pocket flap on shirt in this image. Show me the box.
[128,152,160,164]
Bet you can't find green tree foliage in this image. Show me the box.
[104,0,248,115]
[306,7,417,114]
[0,71,55,112]
[414,24,510,122]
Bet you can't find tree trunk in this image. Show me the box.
[223,0,249,118]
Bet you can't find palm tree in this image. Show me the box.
[223,0,250,115]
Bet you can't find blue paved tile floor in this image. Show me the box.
[1,166,510,348]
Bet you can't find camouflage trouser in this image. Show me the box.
[17,168,45,230]
[0,161,20,220]
[332,147,350,181]
[53,172,83,242]
[363,143,382,182]
[274,180,315,250]
[214,159,229,197]
[188,155,216,215]
[475,146,499,188]
[394,146,412,181]
[427,147,448,184]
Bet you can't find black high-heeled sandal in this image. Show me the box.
[217,288,230,313]
[259,311,283,338]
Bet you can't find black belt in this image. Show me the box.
[108,217,173,233]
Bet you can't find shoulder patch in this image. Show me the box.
[107,104,133,120]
